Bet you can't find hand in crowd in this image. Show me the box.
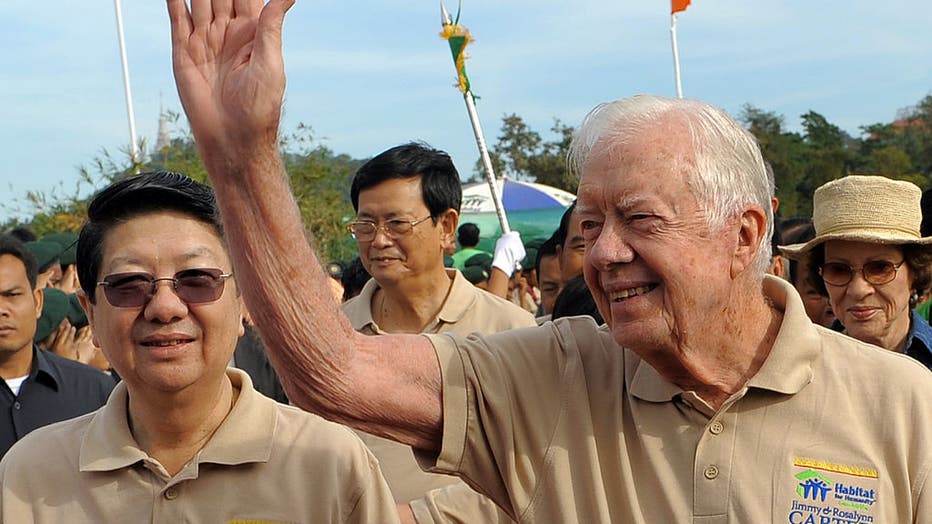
[45,319,78,360]
[73,326,98,366]
[55,265,80,294]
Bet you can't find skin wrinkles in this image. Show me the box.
[823,240,913,352]
[577,124,776,407]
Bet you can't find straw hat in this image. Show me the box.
[780,174,932,258]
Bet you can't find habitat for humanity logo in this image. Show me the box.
[796,469,832,502]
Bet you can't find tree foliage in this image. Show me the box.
[478,114,578,193]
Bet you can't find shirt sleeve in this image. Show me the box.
[409,481,516,524]
[417,322,573,517]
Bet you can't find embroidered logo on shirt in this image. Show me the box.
[786,457,878,524]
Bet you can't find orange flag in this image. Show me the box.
[672,0,691,14]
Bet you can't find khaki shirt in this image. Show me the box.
[344,269,535,516]
[420,276,932,523]
[0,369,399,524]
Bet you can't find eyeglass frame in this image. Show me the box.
[819,259,906,287]
[95,268,234,308]
[347,214,434,242]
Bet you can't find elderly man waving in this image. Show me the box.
[166,0,932,522]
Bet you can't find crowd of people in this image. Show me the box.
[0,0,929,522]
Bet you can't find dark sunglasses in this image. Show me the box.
[96,268,233,308]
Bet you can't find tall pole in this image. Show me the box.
[440,2,511,234]
[114,0,140,166]
[670,14,684,99]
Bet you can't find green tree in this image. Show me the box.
[740,104,807,216]
[480,114,577,193]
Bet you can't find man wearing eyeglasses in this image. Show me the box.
[0,172,399,523]
[343,143,535,517]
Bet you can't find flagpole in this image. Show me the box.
[440,2,511,235]
[670,13,684,99]
[113,0,140,166]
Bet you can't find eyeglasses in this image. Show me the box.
[819,260,905,287]
[347,215,433,242]
[96,268,233,308]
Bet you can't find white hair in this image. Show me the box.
[568,95,774,276]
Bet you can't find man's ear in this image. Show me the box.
[440,209,459,241]
[732,205,768,278]
[76,289,102,348]
[33,287,44,320]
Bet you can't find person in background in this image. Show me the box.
[233,308,288,404]
[914,187,932,320]
[555,202,585,284]
[168,1,932,520]
[535,236,562,320]
[550,275,604,325]
[341,257,372,301]
[779,218,835,327]
[449,223,489,271]
[782,175,932,369]
[24,240,62,289]
[43,232,81,294]
[0,172,399,522]
[0,234,114,459]
[338,142,533,517]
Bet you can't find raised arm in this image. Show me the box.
[166,0,442,450]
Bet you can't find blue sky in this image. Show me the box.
[2,1,930,222]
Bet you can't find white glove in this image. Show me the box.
[492,231,525,276]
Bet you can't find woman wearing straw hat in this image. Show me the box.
[781,175,932,370]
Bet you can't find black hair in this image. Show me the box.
[781,219,816,284]
[922,188,932,237]
[76,171,224,303]
[457,223,480,248]
[551,275,604,324]
[350,142,462,219]
[341,257,372,302]
[535,236,559,276]
[0,234,38,289]
[554,200,577,248]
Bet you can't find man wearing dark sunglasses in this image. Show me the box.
[0,172,399,523]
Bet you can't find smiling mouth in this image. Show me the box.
[142,339,192,347]
[610,284,657,302]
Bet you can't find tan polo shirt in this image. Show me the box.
[420,276,932,523]
[344,269,535,517]
[0,369,399,524]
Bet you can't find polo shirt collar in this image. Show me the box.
[30,346,62,390]
[627,276,818,403]
[346,269,469,331]
[80,368,276,472]
[435,269,478,324]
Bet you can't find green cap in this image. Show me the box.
[25,241,62,271]
[462,265,490,285]
[67,292,88,328]
[35,288,70,342]
[521,237,547,269]
[43,232,78,266]
[464,252,493,269]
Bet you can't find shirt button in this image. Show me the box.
[704,465,720,480]
[164,487,179,500]
[709,421,724,435]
